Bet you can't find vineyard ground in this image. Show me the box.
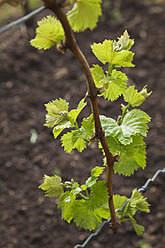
[0,0,165,247]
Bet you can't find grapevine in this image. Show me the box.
[31,0,151,235]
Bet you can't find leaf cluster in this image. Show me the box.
[31,4,152,236]
[121,189,150,235]
[31,0,103,50]
[91,30,151,103]
[44,97,95,152]
[42,31,151,177]
[113,189,150,235]
[90,31,151,176]
[40,167,109,230]
[39,172,150,234]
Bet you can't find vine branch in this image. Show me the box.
[0,0,24,7]
[0,0,8,6]
[42,0,118,232]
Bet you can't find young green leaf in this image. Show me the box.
[129,216,145,236]
[57,173,108,230]
[91,64,105,87]
[91,166,105,178]
[53,120,72,139]
[58,181,82,223]
[123,189,150,218]
[61,131,86,153]
[94,204,110,219]
[81,114,95,135]
[68,98,87,123]
[105,135,147,176]
[72,199,102,230]
[115,156,139,176]
[128,189,150,214]
[113,194,128,213]
[58,191,76,222]
[45,98,87,139]
[112,50,134,68]
[115,136,146,176]
[61,115,95,153]
[93,194,128,220]
[91,39,134,67]
[30,16,65,50]
[122,189,150,235]
[100,109,151,145]
[45,98,69,128]
[121,109,151,137]
[39,174,64,197]
[68,0,102,32]
[124,85,152,107]
[86,181,108,210]
[112,69,128,81]
[82,166,105,190]
[91,40,116,64]
[113,30,134,52]
[102,76,127,101]
[61,129,87,152]
[91,67,127,101]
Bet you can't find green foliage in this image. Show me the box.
[71,200,102,230]
[68,0,102,32]
[91,66,127,101]
[44,97,87,139]
[104,135,147,176]
[82,166,105,189]
[86,181,109,209]
[90,31,140,103]
[122,189,150,235]
[45,98,69,128]
[39,172,150,234]
[139,240,151,248]
[91,64,106,84]
[91,40,115,64]
[91,37,134,67]
[39,175,63,197]
[110,189,150,235]
[30,16,64,50]
[31,5,152,235]
[100,109,150,145]
[113,194,128,212]
[113,30,134,52]
[61,114,94,152]
[44,97,94,153]
[99,97,150,175]
[39,171,109,230]
[124,85,152,107]
[61,130,87,152]
[57,168,109,230]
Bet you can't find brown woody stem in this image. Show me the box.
[0,0,7,6]
[42,0,118,232]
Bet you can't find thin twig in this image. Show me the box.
[42,0,118,232]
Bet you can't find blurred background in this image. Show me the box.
[0,0,165,247]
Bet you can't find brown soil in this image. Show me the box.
[0,0,165,247]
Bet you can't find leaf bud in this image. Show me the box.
[57,41,67,54]
[97,86,106,95]
[114,154,121,162]
[117,115,122,125]
[139,86,152,98]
